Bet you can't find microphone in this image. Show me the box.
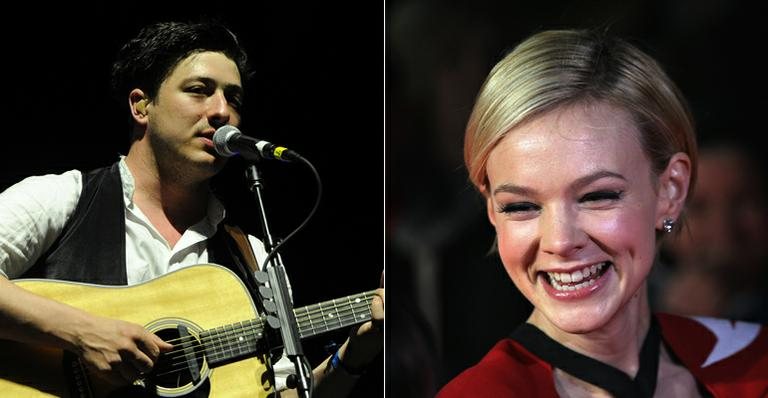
[213,125,301,162]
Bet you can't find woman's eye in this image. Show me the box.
[581,190,623,203]
[498,202,539,214]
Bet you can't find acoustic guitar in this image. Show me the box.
[0,264,375,397]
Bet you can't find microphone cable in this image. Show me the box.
[261,155,321,271]
[261,155,320,398]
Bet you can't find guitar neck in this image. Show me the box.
[199,290,376,366]
[295,290,376,338]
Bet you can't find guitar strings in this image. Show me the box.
[154,302,370,378]
[156,290,376,347]
[157,290,376,346]
[157,291,376,364]
[151,292,377,379]
[154,300,375,377]
[159,296,373,364]
[294,291,377,335]
[156,303,370,366]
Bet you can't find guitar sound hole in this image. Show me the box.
[151,327,206,390]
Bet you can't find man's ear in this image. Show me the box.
[655,152,692,230]
[136,99,147,115]
[129,89,149,121]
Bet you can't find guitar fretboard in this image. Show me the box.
[295,290,376,337]
[197,290,376,366]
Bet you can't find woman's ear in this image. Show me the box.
[656,152,692,230]
[486,195,498,227]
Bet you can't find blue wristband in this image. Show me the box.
[330,350,365,377]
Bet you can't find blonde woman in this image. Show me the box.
[437,30,767,397]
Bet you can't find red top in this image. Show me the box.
[436,314,768,397]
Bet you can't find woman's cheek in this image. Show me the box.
[496,223,534,285]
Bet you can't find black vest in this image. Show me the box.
[24,162,254,287]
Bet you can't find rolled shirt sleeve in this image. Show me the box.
[0,170,81,279]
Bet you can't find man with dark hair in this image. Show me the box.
[0,20,383,397]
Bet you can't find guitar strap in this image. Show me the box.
[223,224,261,273]
[219,224,283,382]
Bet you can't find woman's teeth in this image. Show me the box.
[546,262,610,291]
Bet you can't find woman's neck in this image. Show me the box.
[528,284,652,378]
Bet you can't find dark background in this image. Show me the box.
[386,0,768,397]
[8,2,767,397]
[2,4,382,397]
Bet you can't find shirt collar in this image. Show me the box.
[117,156,226,228]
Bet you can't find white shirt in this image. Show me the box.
[0,158,269,282]
[0,157,294,390]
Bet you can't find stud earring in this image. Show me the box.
[662,218,675,233]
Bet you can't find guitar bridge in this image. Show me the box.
[63,351,92,398]
[178,325,201,383]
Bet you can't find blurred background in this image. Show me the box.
[386,0,768,397]
[1,4,382,397]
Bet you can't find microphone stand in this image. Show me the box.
[245,164,311,398]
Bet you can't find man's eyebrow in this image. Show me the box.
[186,76,244,93]
[223,84,244,99]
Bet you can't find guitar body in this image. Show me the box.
[0,264,274,397]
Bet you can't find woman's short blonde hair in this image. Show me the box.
[465,29,697,200]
